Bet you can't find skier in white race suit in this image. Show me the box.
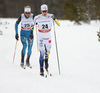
[34,4,60,76]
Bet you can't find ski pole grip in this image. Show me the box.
[55,19,60,26]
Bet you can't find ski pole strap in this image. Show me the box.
[54,19,60,26]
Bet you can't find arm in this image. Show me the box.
[30,14,35,34]
[33,14,35,19]
[52,15,60,26]
[15,15,21,40]
[15,15,21,35]
[29,23,34,41]
[15,23,18,35]
[29,14,35,41]
[34,15,38,25]
[29,27,34,42]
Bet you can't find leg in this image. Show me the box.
[44,40,51,70]
[38,39,45,75]
[39,50,45,76]
[39,50,45,68]
[20,35,27,66]
[39,39,45,69]
[26,39,33,65]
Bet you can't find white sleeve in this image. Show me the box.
[34,16,39,25]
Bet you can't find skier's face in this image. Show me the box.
[42,10,47,16]
[25,12,30,17]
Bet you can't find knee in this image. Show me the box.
[28,43,33,49]
[40,50,45,58]
[22,43,27,54]
[23,43,27,49]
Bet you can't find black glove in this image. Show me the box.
[15,34,19,40]
[29,34,33,40]
[51,15,55,20]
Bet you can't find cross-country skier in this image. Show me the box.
[34,4,60,76]
[15,6,35,68]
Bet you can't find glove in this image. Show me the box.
[29,34,33,40]
[15,34,19,40]
[51,15,55,20]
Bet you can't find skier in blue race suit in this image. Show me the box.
[15,6,34,67]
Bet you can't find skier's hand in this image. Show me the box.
[51,15,55,20]
[29,34,33,42]
[29,34,33,39]
[30,39,32,42]
[15,34,19,41]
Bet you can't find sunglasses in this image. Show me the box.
[25,12,30,14]
[42,10,47,13]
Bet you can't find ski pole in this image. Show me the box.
[53,21,61,74]
[13,40,18,64]
[36,24,39,52]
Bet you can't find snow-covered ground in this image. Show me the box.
[0,18,100,93]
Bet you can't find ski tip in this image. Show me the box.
[40,74,44,77]
[45,75,47,78]
[23,67,26,69]
[30,66,32,69]
[50,74,52,76]
[20,66,26,69]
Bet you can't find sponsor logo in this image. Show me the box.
[22,39,25,41]
[40,45,43,47]
[39,39,43,47]
[42,38,49,40]
[39,20,50,23]
[40,39,43,43]
[49,40,51,43]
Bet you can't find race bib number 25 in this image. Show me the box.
[24,24,30,28]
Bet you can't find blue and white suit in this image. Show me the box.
[15,13,34,62]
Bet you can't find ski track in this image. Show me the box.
[0,18,100,93]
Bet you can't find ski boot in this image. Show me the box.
[26,56,30,67]
[26,62,30,67]
[26,56,32,68]
[40,68,44,76]
[20,54,24,68]
[20,62,24,68]
[26,62,32,68]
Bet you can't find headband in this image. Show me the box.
[24,8,31,12]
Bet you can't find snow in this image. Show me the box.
[0,18,100,93]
